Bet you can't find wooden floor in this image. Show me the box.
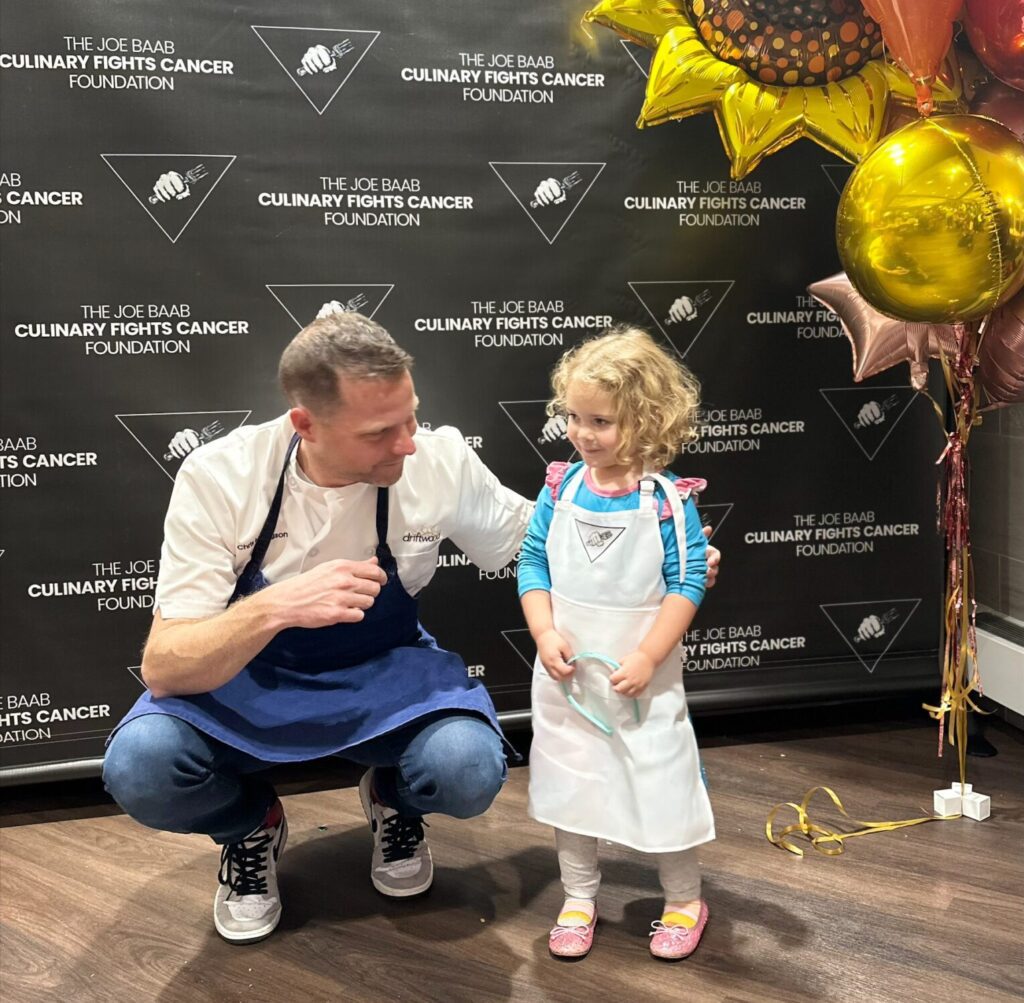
[2,710,1022,1002]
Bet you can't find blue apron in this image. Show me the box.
[111,434,506,762]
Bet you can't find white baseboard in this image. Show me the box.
[978,627,1024,717]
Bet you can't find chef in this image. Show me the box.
[102,311,721,945]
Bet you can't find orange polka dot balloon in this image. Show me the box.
[684,0,884,87]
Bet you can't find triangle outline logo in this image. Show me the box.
[819,386,918,461]
[489,161,605,244]
[629,280,734,359]
[115,410,251,482]
[574,519,627,563]
[265,283,394,329]
[251,25,380,115]
[819,598,922,673]
[101,154,235,243]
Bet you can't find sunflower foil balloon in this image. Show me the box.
[584,0,966,177]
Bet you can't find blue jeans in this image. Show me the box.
[102,711,507,844]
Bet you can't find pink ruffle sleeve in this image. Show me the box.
[659,476,707,520]
[545,461,572,500]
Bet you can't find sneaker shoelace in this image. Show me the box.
[219,829,273,896]
[379,813,428,863]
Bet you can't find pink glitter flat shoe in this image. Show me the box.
[548,912,597,959]
[649,900,709,960]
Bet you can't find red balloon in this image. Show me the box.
[862,0,962,113]
[962,0,1024,92]
[972,79,1024,139]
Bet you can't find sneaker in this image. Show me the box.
[649,900,709,960]
[213,800,288,944]
[358,768,433,897]
[548,911,597,960]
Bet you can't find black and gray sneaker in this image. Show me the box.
[213,801,288,944]
[358,769,434,897]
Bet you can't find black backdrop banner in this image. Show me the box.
[0,0,945,779]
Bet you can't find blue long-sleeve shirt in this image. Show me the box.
[517,462,708,607]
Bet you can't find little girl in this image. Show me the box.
[518,325,714,961]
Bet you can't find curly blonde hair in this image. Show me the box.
[548,325,701,471]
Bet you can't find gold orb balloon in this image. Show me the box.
[837,115,1024,324]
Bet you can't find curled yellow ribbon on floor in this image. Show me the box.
[766,786,959,857]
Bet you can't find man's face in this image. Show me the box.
[292,371,419,488]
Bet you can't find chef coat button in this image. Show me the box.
[309,547,319,557]
[365,547,375,557]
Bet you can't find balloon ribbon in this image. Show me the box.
[766,785,959,857]
[922,322,989,787]
[767,325,990,857]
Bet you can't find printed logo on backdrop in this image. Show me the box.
[697,502,733,542]
[116,410,250,482]
[102,154,235,243]
[489,162,605,244]
[629,281,734,358]
[819,387,918,460]
[266,284,394,329]
[127,665,145,690]
[499,400,578,466]
[819,598,922,673]
[574,520,626,562]
[501,628,538,673]
[251,26,380,115]
[620,40,653,79]
[821,163,854,196]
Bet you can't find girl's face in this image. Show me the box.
[564,381,629,472]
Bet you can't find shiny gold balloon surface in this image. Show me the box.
[837,115,1024,323]
[583,0,688,49]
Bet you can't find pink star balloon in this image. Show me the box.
[808,272,958,390]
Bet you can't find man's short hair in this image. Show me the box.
[278,312,413,414]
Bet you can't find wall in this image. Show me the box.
[0,0,946,778]
[973,405,1024,621]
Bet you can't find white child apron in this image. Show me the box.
[528,466,716,853]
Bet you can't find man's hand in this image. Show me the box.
[610,649,655,697]
[265,558,388,629]
[537,628,574,681]
[702,525,720,589]
[152,171,190,203]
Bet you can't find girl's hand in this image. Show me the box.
[610,650,656,697]
[537,629,574,681]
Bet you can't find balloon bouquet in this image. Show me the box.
[585,0,1024,844]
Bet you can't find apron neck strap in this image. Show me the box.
[374,485,390,555]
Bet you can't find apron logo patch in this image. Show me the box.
[573,519,626,563]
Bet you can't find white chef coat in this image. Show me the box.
[154,414,533,620]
